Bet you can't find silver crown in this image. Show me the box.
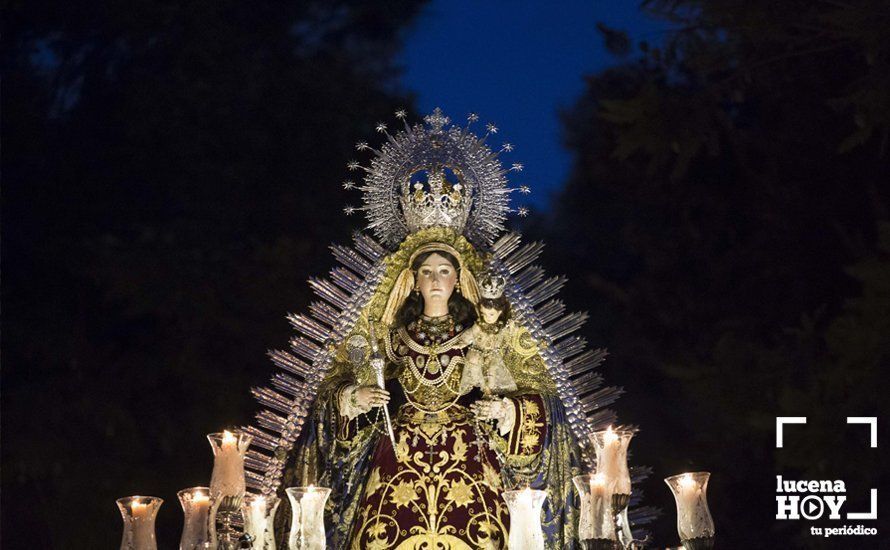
[479,272,507,299]
[400,166,471,235]
[343,108,531,248]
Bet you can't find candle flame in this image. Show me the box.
[222,430,236,445]
[308,484,315,492]
[193,492,210,504]
[130,500,147,513]
[679,473,696,489]
[592,473,607,487]
[604,425,618,445]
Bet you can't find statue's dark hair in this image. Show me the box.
[478,295,512,322]
[394,250,478,328]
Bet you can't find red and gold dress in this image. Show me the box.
[338,314,547,550]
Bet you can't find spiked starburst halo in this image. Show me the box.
[343,108,529,249]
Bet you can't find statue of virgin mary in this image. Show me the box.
[242,109,643,548]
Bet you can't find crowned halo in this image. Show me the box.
[344,108,529,249]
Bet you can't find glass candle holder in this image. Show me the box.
[573,474,616,543]
[665,472,715,549]
[590,426,635,546]
[116,495,163,550]
[502,488,547,550]
[242,493,280,550]
[208,430,253,549]
[207,430,252,499]
[286,486,331,550]
[590,426,634,496]
[178,487,211,550]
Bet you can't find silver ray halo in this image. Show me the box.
[347,108,526,249]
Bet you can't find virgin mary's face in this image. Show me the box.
[416,253,457,307]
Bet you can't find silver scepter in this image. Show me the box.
[368,322,397,450]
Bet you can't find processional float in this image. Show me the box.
[117,108,714,550]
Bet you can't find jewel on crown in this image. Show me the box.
[479,272,507,299]
[399,165,472,234]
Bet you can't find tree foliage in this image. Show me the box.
[2,1,426,547]
[545,1,889,546]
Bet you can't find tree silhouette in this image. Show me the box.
[544,1,888,547]
[2,1,427,547]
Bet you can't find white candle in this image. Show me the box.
[590,474,616,540]
[591,472,607,498]
[592,426,633,495]
[116,496,161,550]
[677,474,699,530]
[131,500,154,548]
[665,471,715,541]
[242,494,279,550]
[247,496,268,538]
[503,487,547,550]
[131,500,148,517]
[601,426,621,480]
[178,487,211,550]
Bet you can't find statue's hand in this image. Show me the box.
[470,398,508,422]
[353,385,390,409]
[471,397,516,435]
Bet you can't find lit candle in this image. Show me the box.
[248,495,267,533]
[286,486,331,550]
[243,493,280,550]
[591,474,617,541]
[591,426,633,495]
[665,472,715,543]
[503,487,547,550]
[601,426,620,479]
[677,474,699,532]
[208,430,249,500]
[178,487,211,550]
[591,472,608,498]
[116,496,162,550]
[132,500,155,549]
[131,500,148,517]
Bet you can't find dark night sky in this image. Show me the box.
[3,1,887,548]
[400,0,669,208]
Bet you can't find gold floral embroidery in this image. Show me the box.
[353,408,508,549]
[482,462,502,491]
[395,433,411,463]
[389,480,419,508]
[451,434,467,462]
[366,467,382,495]
[517,396,545,456]
[368,521,387,538]
[521,431,541,450]
[447,479,474,508]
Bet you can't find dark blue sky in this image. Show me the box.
[399,1,669,210]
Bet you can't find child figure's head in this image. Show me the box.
[478,272,510,326]
[479,296,510,325]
